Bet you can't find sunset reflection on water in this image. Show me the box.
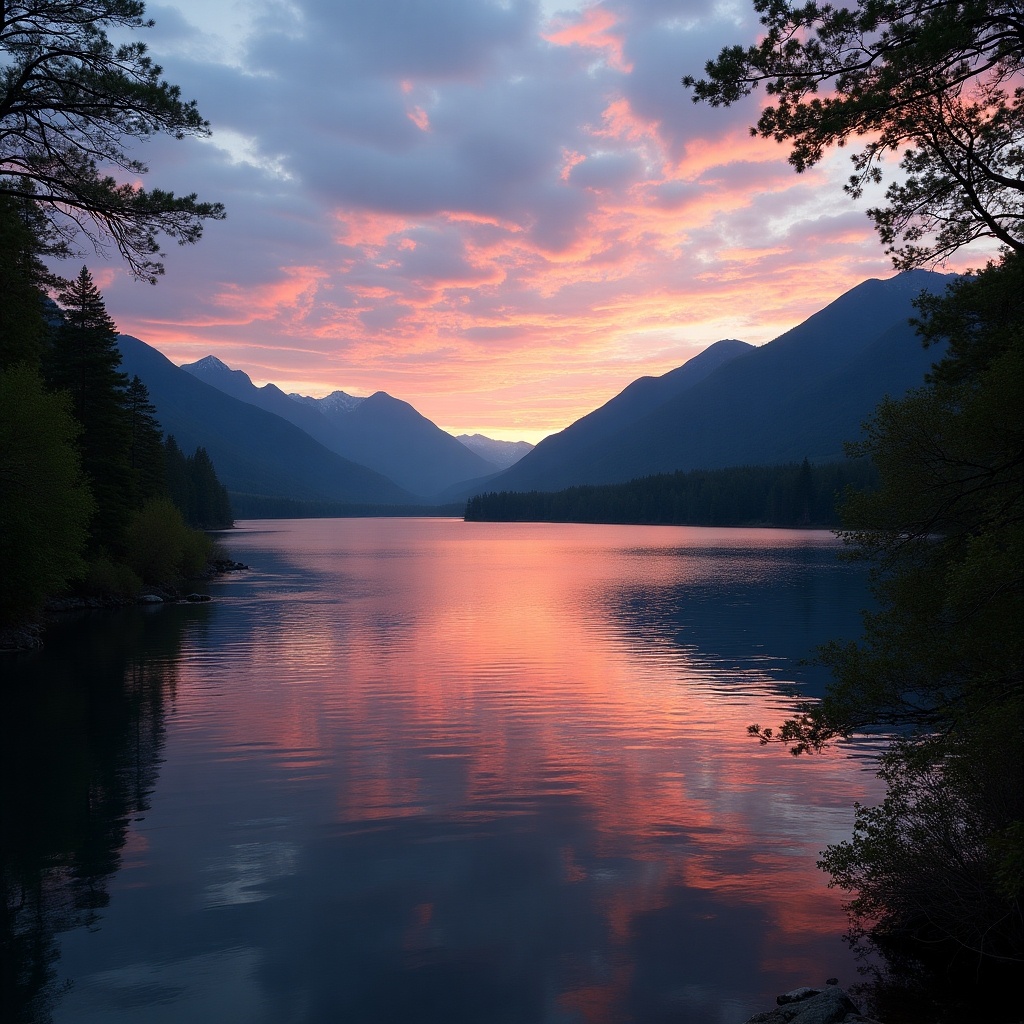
[53,519,880,1024]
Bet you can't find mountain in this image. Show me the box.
[479,270,956,495]
[181,357,497,497]
[456,434,534,469]
[117,337,414,505]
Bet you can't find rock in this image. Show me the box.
[209,558,248,573]
[44,596,89,612]
[184,593,212,603]
[0,623,44,652]
[138,593,165,604]
[744,985,882,1024]
[779,988,822,1005]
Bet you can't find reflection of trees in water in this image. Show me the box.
[0,605,205,1024]
[604,545,871,696]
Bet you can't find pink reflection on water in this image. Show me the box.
[172,519,879,1011]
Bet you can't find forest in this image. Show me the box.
[1,228,233,629]
[464,460,877,528]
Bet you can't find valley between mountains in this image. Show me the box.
[116,268,955,511]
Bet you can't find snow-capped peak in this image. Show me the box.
[320,390,364,413]
[188,355,231,372]
[287,389,365,414]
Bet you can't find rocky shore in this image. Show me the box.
[0,558,249,652]
[745,984,882,1024]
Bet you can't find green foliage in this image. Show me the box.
[0,199,231,612]
[0,0,225,282]
[915,253,1024,386]
[465,459,876,527]
[162,438,233,528]
[819,725,1023,961]
[0,364,95,623]
[124,498,212,585]
[684,1,1024,267]
[81,555,142,599]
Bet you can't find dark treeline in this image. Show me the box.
[1,200,233,626]
[164,439,234,530]
[464,459,878,527]
[231,493,465,520]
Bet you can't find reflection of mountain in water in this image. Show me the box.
[0,605,204,1024]
[603,543,872,697]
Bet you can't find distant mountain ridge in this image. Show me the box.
[117,337,413,505]
[181,357,500,497]
[457,434,535,469]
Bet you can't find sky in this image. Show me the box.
[89,0,983,442]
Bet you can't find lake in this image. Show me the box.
[2,518,883,1024]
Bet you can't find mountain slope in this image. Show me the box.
[486,270,955,493]
[182,357,496,497]
[485,338,753,493]
[118,337,413,504]
[311,390,498,497]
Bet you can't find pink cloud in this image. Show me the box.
[543,6,632,73]
[212,266,328,324]
[406,106,431,131]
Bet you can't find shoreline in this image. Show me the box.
[745,985,882,1024]
[0,557,249,653]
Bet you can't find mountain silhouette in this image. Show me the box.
[182,356,497,497]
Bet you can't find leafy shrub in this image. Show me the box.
[125,499,211,585]
[820,729,1024,964]
[82,556,142,600]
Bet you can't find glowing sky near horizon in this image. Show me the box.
[90,0,989,442]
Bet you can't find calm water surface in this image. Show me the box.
[3,519,882,1024]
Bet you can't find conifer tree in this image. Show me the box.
[126,374,164,504]
[0,0,225,282]
[46,266,133,552]
[186,447,233,529]
[162,435,190,515]
[684,0,1024,268]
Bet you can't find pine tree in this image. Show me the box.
[0,1,224,282]
[163,435,190,514]
[126,375,164,504]
[46,266,133,553]
[186,447,233,529]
